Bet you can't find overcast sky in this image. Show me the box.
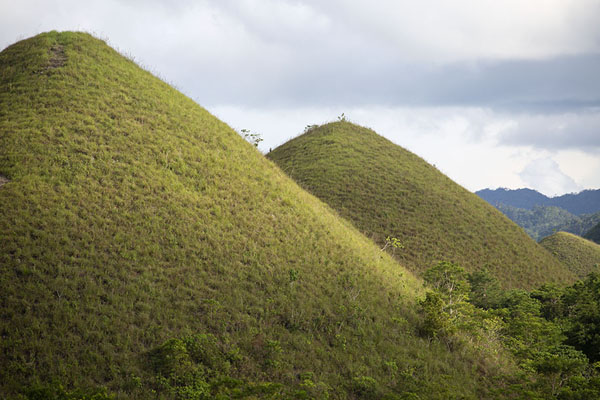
[2,0,599,196]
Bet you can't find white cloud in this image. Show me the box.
[519,157,582,196]
[304,0,600,62]
[498,110,600,151]
[209,105,599,195]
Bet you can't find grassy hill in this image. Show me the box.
[0,31,522,399]
[268,121,574,289]
[539,232,600,278]
[585,222,600,244]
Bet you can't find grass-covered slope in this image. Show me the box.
[0,32,513,399]
[268,122,574,289]
[539,232,600,278]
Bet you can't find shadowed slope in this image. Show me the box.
[0,32,515,399]
[268,122,574,289]
[585,222,600,244]
[539,232,600,278]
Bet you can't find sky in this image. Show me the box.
[1,0,599,196]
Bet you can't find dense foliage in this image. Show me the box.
[268,121,574,289]
[585,222,600,244]
[495,204,600,241]
[420,262,600,399]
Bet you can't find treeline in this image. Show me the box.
[421,261,600,399]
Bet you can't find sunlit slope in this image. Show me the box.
[268,122,574,289]
[539,232,600,278]
[0,32,511,399]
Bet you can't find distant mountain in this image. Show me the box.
[477,188,600,216]
[585,222,600,244]
[477,188,549,210]
[496,204,600,241]
[539,232,600,278]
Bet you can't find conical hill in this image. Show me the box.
[0,32,510,398]
[539,232,600,278]
[267,122,574,289]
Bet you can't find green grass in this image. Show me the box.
[539,232,600,278]
[0,31,523,399]
[267,121,574,289]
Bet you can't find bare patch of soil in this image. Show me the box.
[46,44,67,70]
[0,175,8,187]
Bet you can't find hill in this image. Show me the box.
[0,31,520,399]
[477,188,600,216]
[496,204,600,241]
[585,222,600,244]
[539,232,600,278]
[267,121,574,289]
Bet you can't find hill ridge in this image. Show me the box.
[268,121,574,289]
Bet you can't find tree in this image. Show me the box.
[240,129,263,147]
[423,261,470,313]
[468,268,501,309]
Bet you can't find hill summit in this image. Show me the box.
[268,121,574,289]
[0,31,515,398]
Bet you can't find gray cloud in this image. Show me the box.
[2,0,599,193]
[2,1,600,113]
[497,110,600,151]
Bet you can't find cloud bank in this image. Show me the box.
[1,0,599,195]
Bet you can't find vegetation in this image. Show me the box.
[267,121,573,289]
[1,31,530,399]
[495,204,600,241]
[539,232,600,278]
[420,261,600,399]
[585,222,600,244]
[477,188,600,216]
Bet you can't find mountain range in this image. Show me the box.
[477,188,600,216]
[477,188,600,241]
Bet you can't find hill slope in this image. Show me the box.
[268,122,573,289]
[539,232,600,278]
[0,31,514,399]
